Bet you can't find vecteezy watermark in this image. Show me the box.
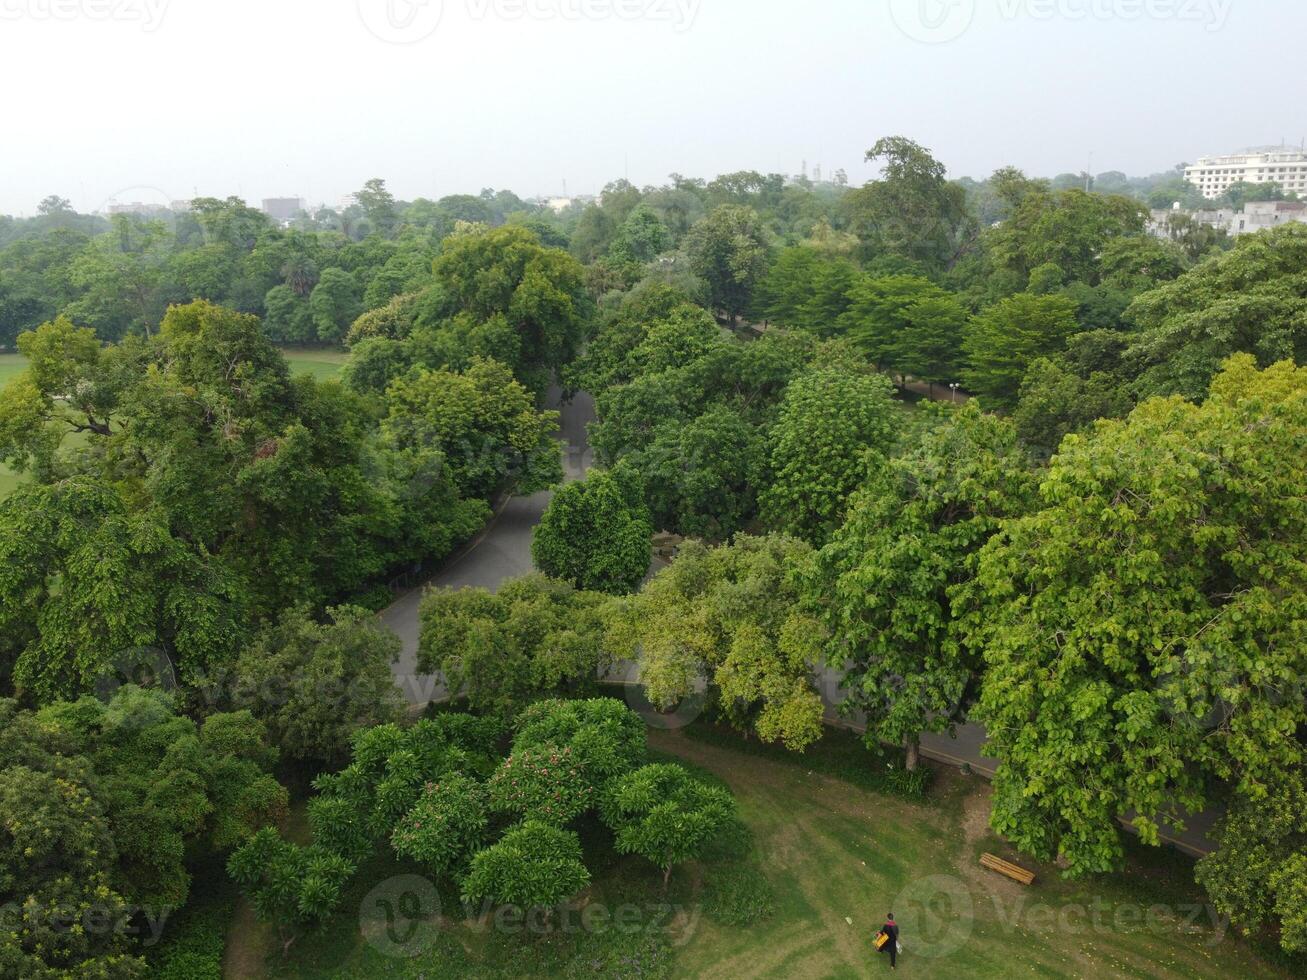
[357,875,699,955]
[890,0,1233,44]
[892,874,1232,958]
[356,0,445,44]
[358,0,700,44]
[0,0,169,31]
[0,900,173,948]
[888,0,977,44]
[465,897,699,944]
[360,875,443,958]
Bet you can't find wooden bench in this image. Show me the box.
[980,853,1036,885]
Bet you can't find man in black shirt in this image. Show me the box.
[879,912,900,968]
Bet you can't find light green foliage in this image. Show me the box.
[968,356,1307,949]
[600,763,736,885]
[531,469,653,594]
[418,575,615,718]
[225,604,405,765]
[1127,222,1307,400]
[461,821,590,910]
[962,292,1080,409]
[808,404,1037,768]
[382,356,562,500]
[613,535,826,751]
[760,365,899,544]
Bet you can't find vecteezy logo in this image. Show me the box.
[359,875,442,958]
[888,0,976,44]
[357,0,444,44]
[891,874,975,957]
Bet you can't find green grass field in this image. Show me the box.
[0,348,346,499]
[223,726,1292,979]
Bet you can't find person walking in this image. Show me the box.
[877,912,900,969]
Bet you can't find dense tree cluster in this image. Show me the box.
[3,140,1306,967]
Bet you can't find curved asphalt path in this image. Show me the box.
[380,385,594,706]
[377,385,1216,856]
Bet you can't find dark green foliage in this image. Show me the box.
[531,468,653,594]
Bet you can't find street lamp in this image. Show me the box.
[949,383,960,404]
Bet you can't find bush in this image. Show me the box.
[147,893,230,979]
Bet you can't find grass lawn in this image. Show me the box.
[282,347,349,381]
[224,726,1293,979]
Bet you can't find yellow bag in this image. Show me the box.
[874,931,889,950]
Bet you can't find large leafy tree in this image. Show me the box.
[222,604,405,765]
[1012,329,1135,456]
[760,365,899,545]
[382,356,562,501]
[531,468,653,594]
[227,829,355,948]
[611,535,826,751]
[418,575,615,718]
[431,225,592,390]
[461,821,590,910]
[37,688,288,909]
[962,292,1080,409]
[808,405,1037,770]
[684,205,770,318]
[0,478,248,701]
[987,188,1148,288]
[0,703,144,978]
[966,356,1307,953]
[838,274,967,381]
[842,137,975,273]
[601,763,736,887]
[1126,223,1307,400]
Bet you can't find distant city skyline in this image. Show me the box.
[2,0,1303,215]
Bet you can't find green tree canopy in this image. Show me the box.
[531,469,653,594]
[611,535,826,751]
[808,404,1037,770]
[966,356,1307,955]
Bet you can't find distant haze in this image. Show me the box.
[1,0,1302,214]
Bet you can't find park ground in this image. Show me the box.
[220,723,1291,979]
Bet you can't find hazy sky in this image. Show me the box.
[1,0,1303,215]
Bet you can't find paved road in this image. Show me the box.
[380,386,594,706]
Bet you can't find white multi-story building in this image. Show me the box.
[1185,148,1307,199]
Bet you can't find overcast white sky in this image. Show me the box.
[0,0,1302,214]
